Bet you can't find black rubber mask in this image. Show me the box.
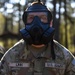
[20,16,55,45]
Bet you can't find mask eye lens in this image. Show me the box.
[27,15,34,24]
[26,12,48,24]
[39,15,48,23]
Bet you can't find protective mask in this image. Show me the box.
[20,16,55,45]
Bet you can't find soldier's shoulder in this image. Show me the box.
[9,39,25,50]
[53,40,74,60]
[1,39,25,61]
[53,40,71,54]
[13,39,25,47]
[5,39,25,52]
[53,40,67,51]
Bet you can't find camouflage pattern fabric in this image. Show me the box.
[0,39,75,75]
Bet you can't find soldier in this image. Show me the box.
[0,0,75,75]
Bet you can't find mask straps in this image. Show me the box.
[51,39,56,60]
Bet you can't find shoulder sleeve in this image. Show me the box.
[65,58,75,75]
[65,52,75,75]
[54,40,75,75]
[0,39,25,75]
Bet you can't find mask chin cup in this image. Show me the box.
[20,27,55,45]
[41,27,55,44]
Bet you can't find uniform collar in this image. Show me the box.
[27,43,51,59]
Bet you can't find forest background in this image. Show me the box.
[0,0,75,55]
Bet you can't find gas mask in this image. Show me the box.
[20,2,55,45]
[20,15,55,45]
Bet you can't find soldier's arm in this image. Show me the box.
[0,39,25,75]
[0,54,9,75]
[54,40,75,75]
[65,53,75,75]
[0,45,15,75]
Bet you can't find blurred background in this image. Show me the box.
[0,0,75,55]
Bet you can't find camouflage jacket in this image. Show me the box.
[0,39,75,75]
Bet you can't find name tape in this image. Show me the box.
[45,62,65,69]
[9,62,30,67]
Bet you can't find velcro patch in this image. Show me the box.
[9,62,30,67]
[45,62,65,69]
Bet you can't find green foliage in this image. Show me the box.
[0,13,5,35]
[0,0,75,54]
[59,23,75,53]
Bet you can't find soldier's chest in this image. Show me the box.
[8,57,66,75]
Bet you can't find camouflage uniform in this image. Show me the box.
[0,39,75,75]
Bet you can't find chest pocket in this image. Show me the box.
[9,62,30,75]
[44,62,65,75]
[8,59,65,75]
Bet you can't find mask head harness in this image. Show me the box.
[22,1,52,24]
[20,1,55,60]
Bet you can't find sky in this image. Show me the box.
[9,0,26,5]
[0,0,75,17]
